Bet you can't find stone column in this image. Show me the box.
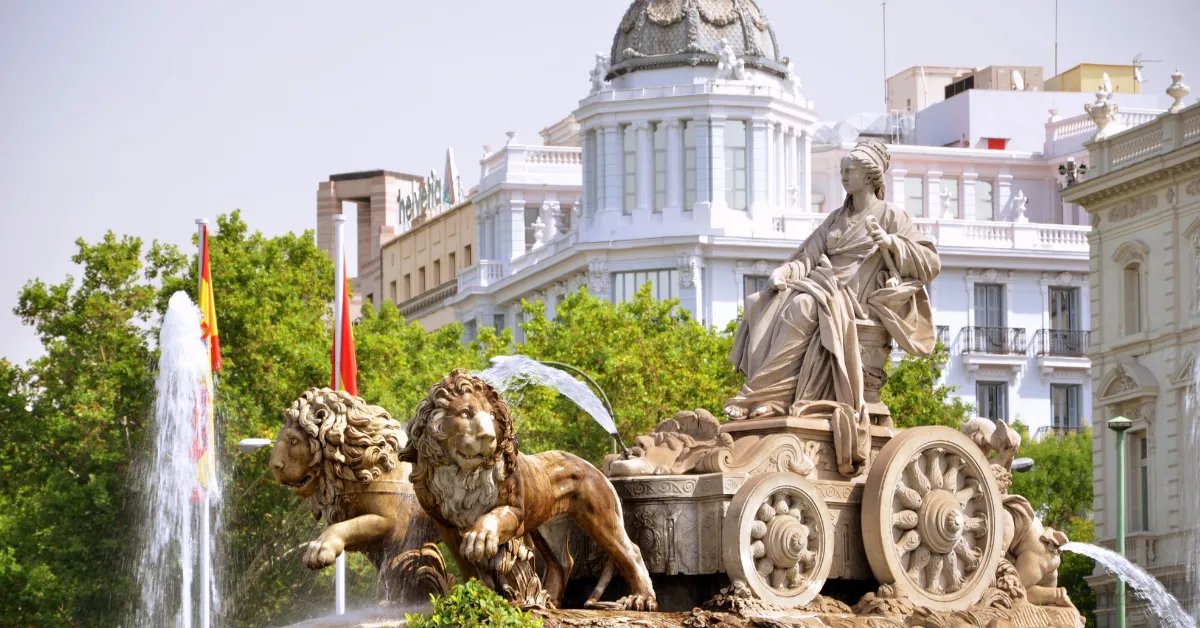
[582,131,595,216]
[996,173,1013,221]
[507,194,525,261]
[694,118,713,207]
[785,128,797,208]
[962,172,978,221]
[774,124,785,206]
[764,121,776,207]
[594,129,606,212]
[664,119,683,212]
[890,168,907,209]
[749,119,770,213]
[317,181,340,260]
[634,121,653,213]
[602,125,623,213]
[925,170,942,220]
[800,131,813,212]
[709,116,727,209]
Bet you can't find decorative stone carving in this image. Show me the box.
[940,186,954,219]
[722,473,834,607]
[966,268,1015,283]
[270,389,433,597]
[713,38,747,81]
[1107,192,1159,223]
[587,257,610,296]
[862,427,1004,611]
[531,215,546,248]
[784,59,802,95]
[1011,190,1028,224]
[678,253,701,289]
[1167,69,1190,114]
[1085,89,1120,140]
[397,369,658,611]
[589,53,611,95]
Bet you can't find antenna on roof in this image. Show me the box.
[1132,53,1161,86]
[1012,69,1026,91]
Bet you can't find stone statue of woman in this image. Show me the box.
[725,141,940,470]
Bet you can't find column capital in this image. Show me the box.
[997,173,1014,183]
[961,171,979,181]
[926,170,943,179]
[662,119,682,129]
[633,120,652,131]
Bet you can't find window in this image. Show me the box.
[388,280,397,303]
[1049,287,1080,331]
[684,121,698,210]
[403,274,411,300]
[976,381,1008,422]
[463,319,477,343]
[744,275,769,300]
[904,177,925,217]
[493,314,506,331]
[1128,432,1150,532]
[725,120,747,211]
[612,269,678,303]
[973,283,1006,352]
[464,245,473,266]
[975,180,994,220]
[524,206,539,252]
[418,267,426,293]
[1124,263,1143,334]
[654,122,666,212]
[623,124,636,214]
[433,260,441,286]
[1050,384,1081,431]
[448,252,456,273]
[940,178,959,218]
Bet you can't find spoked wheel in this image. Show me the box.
[722,472,834,607]
[862,426,1004,611]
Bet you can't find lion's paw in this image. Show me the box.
[461,526,500,563]
[302,536,343,569]
[614,594,658,612]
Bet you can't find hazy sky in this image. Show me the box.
[2,0,1197,364]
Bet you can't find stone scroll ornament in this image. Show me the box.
[269,388,438,598]
[397,369,659,612]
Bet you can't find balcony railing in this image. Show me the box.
[1034,425,1085,440]
[958,326,1027,355]
[1034,329,1089,357]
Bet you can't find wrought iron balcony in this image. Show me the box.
[958,326,1027,355]
[1034,329,1089,357]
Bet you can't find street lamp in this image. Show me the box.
[1011,457,1035,473]
[1108,415,1133,628]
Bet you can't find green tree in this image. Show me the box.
[881,343,974,429]
[514,285,742,464]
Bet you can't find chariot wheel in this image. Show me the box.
[862,426,1004,611]
[722,472,834,607]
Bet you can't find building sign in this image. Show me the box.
[397,148,465,232]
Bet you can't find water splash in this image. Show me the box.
[1063,542,1193,627]
[478,355,617,435]
[136,292,223,627]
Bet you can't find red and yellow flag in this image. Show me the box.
[199,226,222,372]
[331,258,358,395]
[194,224,220,498]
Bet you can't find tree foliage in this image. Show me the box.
[882,343,974,429]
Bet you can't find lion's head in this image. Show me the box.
[399,369,517,529]
[270,388,405,523]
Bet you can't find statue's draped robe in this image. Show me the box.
[729,200,940,471]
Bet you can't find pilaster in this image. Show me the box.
[749,119,770,213]
[635,121,654,213]
[800,131,813,212]
[962,172,979,221]
[602,125,623,213]
[664,120,684,212]
[774,124,785,207]
[890,168,908,208]
[996,174,1013,221]
[507,193,526,261]
[709,116,728,210]
[925,170,942,220]
[785,128,797,208]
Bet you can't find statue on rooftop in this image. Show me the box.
[725,141,941,471]
[589,53,611,95]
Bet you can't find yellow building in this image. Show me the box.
[1045,63,1141,94]
[379,198,477,331]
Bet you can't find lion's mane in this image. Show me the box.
[401,369,519,528]
[284,388,405,523]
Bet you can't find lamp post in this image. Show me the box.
[1108,415,1132,628]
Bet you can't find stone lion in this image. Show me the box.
[270,388,426,574]
[398,368,658,611]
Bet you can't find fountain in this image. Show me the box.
[136,291,223,627]
[479,355,621,440]
[1061,543,1192,627]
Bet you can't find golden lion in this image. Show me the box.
[270,388,426,575]
[398,368,658,611]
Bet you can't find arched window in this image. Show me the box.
[1113,240,1149,337]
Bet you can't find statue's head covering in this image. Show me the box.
[845,140,891,201]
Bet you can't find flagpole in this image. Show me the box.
[195,219,212,628]
[332,215,347,616]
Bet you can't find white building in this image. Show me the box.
[1063,76,1200,626]
[324,0,1170,435]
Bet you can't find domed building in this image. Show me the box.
[574,0,817,247]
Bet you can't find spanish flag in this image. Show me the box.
[194,224,220,498]
[331,258,358,395]
[198,225,222,372]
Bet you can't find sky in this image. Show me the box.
[1,0,1197,365]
